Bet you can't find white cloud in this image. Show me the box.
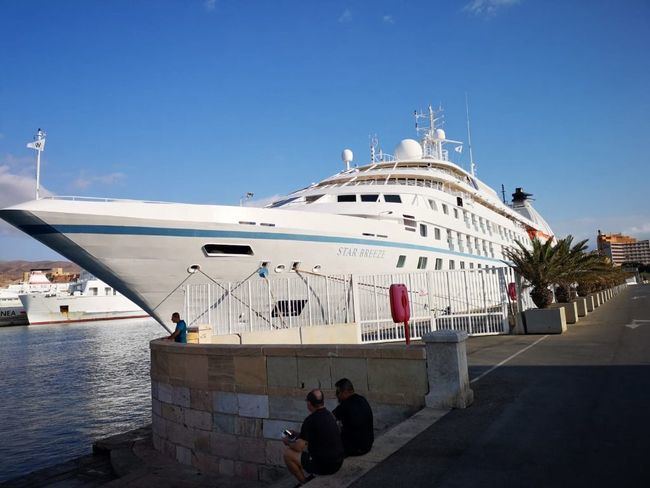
[463,0,520,17]
[0,165,53,236]
[338,8,352,23]
[204,0,216,12]
[72,171,126,190]
[382,15,395,24]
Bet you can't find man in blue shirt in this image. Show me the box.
[167,312,187,343]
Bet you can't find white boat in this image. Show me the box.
[0,271,72,326]
[0,290,27,326]
[0,106,554,327]
[19,271,149,325]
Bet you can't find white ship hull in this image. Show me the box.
[1,198,512,327]
[0,304,28,326]
[20,293,148,325]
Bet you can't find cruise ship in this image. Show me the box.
[0,107,554,327]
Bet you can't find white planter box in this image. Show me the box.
[524,307,567,334]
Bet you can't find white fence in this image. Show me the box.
[184,266,535,343]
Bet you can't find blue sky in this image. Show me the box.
[1,0,649,259]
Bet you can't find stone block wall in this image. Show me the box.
[150,341,427,482]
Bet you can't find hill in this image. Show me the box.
[0,260,81,287]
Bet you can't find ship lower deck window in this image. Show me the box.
[435,258,443,270]
[306,195,323,203]
[449,260,455,270]
[396,255,406,268]
[417,257,428,269]
[420,224,428,237]
[203,244,254,256]
[442,204,449,215]
[337,195,357,202]
[384,195,401,203]
[434,228,441,240]
[361,194,379,202]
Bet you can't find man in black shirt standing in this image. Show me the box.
[333,378,374,456]
[283,389,344,485]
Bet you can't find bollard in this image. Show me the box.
[423,330,474,409]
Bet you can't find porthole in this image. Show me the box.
[312,265,322,273]
[187,264,201,274]
[274,265,286,273]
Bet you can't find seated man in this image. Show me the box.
[333,378,374,456]
[283,389,344,485]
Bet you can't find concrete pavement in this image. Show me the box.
[350,284,650,487]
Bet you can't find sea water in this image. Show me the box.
[0,318,166,482]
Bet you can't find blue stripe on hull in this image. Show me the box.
[16,223,506,264]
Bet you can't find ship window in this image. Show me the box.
[449,260,455,270]
[361,194,379,202]
[457,197,463,207]
[306,195,323,203]
[90,287,98,296]
[396,255,406,268]
[384,194,401,203]
[417,257,428,269]
[435,258,443,270]
[453,208,459,219]
[428,199,438,211]
[460,261,466,269]
[203,244,254,256]
[269,197,298,208]
[420,224,428,237]
[469,263,474,269]
[337,194,357,202]
[434,228,441,240]
[404,218,416,228]
[442,204,449,215]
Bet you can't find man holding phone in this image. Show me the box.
[283,389,344,485]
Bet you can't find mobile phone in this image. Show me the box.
[283,429,295,438]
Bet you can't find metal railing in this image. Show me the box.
[184,266,535,342]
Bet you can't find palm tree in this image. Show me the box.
[503,237,564,308]
[552,236,599,302]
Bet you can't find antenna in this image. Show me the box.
[501,184,507,204]
[26,128,46,199]
[370,134,379,163]
[465,93,475,176]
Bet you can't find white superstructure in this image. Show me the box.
[19,271,148,325]
[1,106,554,327]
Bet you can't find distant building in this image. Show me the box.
[597,231,650,265]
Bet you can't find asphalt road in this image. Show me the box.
[352,284,650,488]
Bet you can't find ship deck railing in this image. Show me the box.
[183,266,536,342]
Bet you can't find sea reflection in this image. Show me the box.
[0,318,166,482]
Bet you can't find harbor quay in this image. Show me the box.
[3,283,646,487]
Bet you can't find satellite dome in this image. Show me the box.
[341,149,353,163]
[393,139,423,160]
[434,128,446,141]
